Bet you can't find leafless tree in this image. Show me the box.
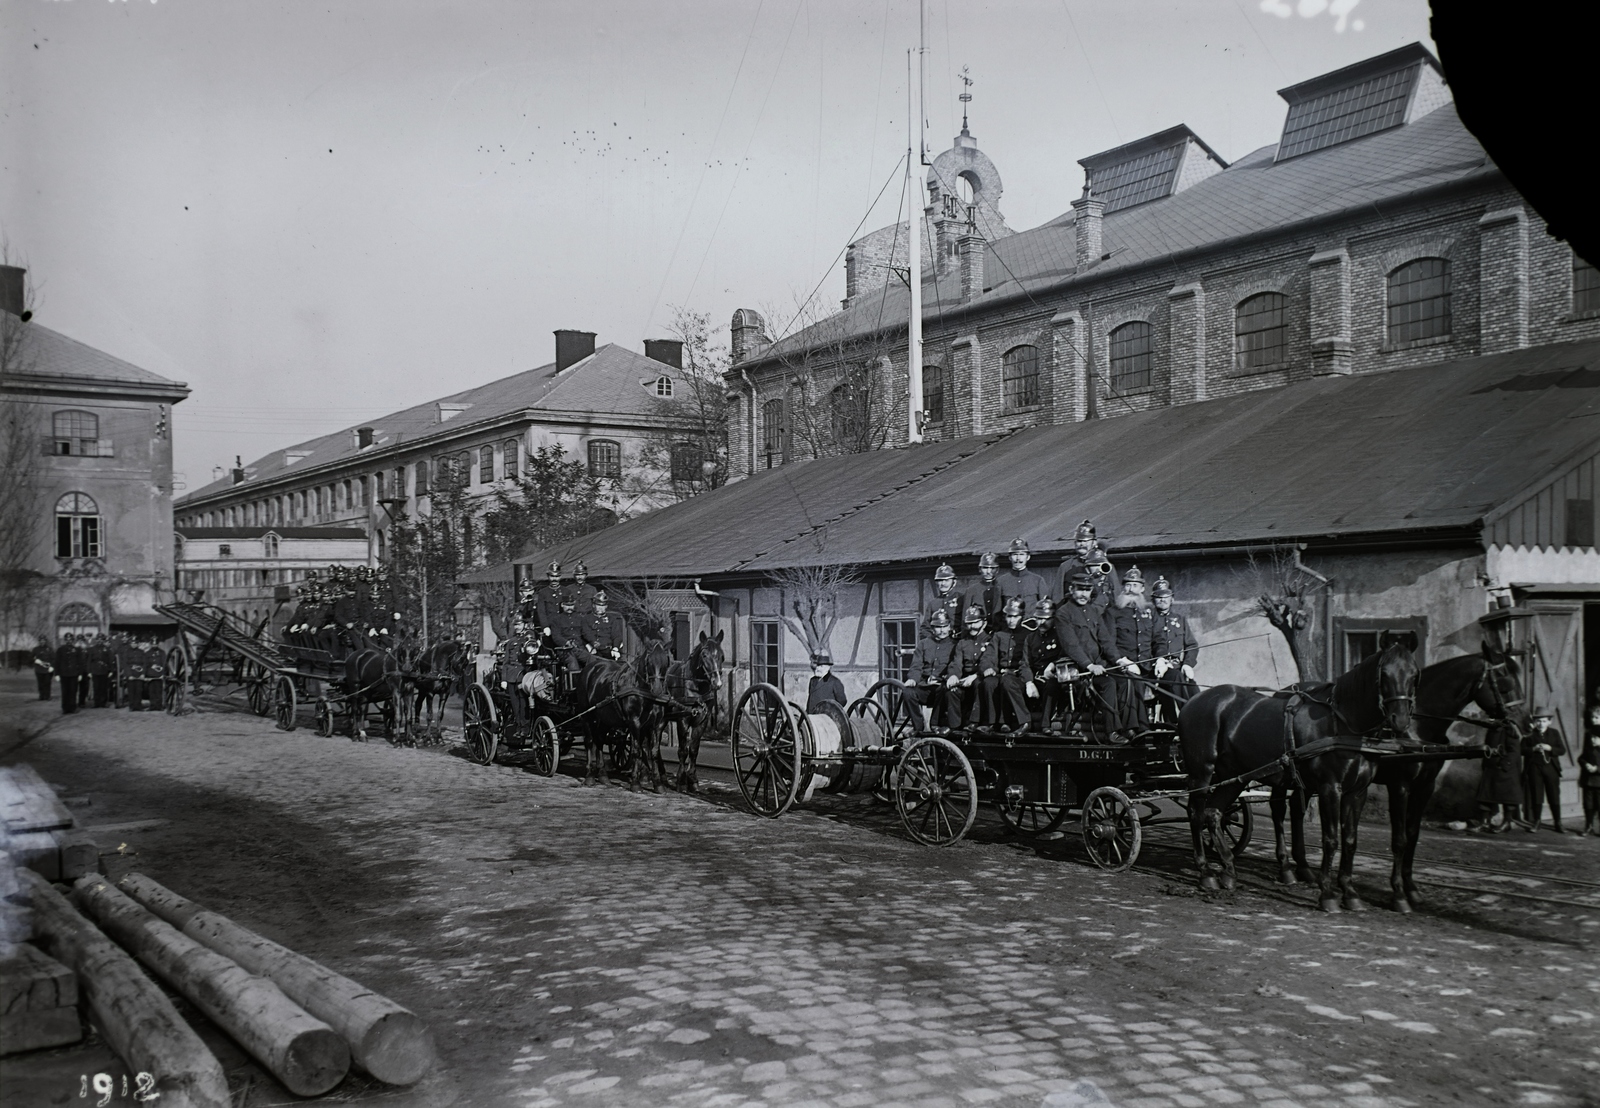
[0,246,47,656]
[628,306,730,504]
[603,577,675,644]
[766,296,902,461]
[768,562,861,660]
[1240,545,1329,683]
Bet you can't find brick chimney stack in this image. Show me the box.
[554,330,597,371]
[643,339,684,368]
[958,234,984,300]
[1072,189,1104,271]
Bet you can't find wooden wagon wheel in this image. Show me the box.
[894,736,977,846]
[997,771,1070,840]
[530,715,559,777]
[463,683,498,766]
[1081,785,1141,871]
[245,663,273,716]
[855,679,921,743]
[1222,798,1254,858]
[314,697,334,737]
[731,683,803,819]
[164,650,187,715]
[272,674,298,732]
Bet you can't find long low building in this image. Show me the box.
[476,338,1600,812]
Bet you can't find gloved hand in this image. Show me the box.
[1154,657,1171,678]
[961,674,978,688]
[945,675,959,689]
[1088,663,1106,677]
[1025,681,1039,699]
[1181,664,1196,681]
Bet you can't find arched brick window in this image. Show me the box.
[1109,321,1153,393]
[1235,292,1289,370]
[761,399,785,469]
[1387,258,1451,344]
[1002,345,1040,410]
[829,382,870,451]
[922,363,945,425]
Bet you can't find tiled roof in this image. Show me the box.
[8,323,188,394]
[179,344,683,505]
[757,102,1491,361]
[504,339,1600,581]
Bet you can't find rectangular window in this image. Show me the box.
[1109,322,1154,393]
[503,441,519,481]
[479,446,494,484]
[761,399,785,469]
[1337,618,1426,672]
[671,442,703,483]
[51,411,101,456]
[880,618,918,682]
[1387,259,1451,345]
[922,365,944,425]
[1002,346,1040,411]
[1567,498,1595,548]
[588,440,621,480]
[672,612,691,662]
[751,620,781,688]
[55,515,101,558]
[1575,255,1600,315]
[415,461,430,495]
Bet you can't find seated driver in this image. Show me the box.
[581,590,629,660]
[548,596,586,674]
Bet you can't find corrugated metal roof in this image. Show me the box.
[759,102,1489,361]
[508,340,1600,580]
[10,323,188,392]
[179,343,682,505]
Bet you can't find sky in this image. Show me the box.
[0,0,1435,491]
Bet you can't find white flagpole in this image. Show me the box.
[906,13,925,445]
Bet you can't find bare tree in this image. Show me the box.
[0,247,47,657]
[628,306,730,504]
[1241,545,1330,683]
[603,577,675,644]
[768,562,861,660]
[766,296,902,461]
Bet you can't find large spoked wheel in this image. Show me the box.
[315,698,334,737]
[164,651,186,715]
[463,683,498,766]
[272,675,298,731]
[894,736,978,846]
[731,683,803,819]
[1081,785,1141,871]
[854,679,921,744]
[530,716,559,777]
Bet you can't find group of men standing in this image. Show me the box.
[901,520,1199,738]
[32,632,171,714]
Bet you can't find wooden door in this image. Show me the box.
[1529,600,1581,765]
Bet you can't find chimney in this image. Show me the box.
[0,265,26,318]
[644,339,684,369]
[555,329,597,371]
[729,309,770,365]
[958,234,985,300]
[356,426,375,449]
[1072,189,1104,270]
[231,455,246,484]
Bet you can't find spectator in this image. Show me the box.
[1523,706,1568,833]
[805,652,846,715]
[32,636,54,701]
[1578,706,1600,837]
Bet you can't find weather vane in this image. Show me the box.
[959,66,973,132]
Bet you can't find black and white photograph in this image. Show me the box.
[2,1,1596,1105]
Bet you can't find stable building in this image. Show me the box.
[511,338,1600,814]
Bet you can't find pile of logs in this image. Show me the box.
[1,764,97,882]
[2,764,434,1106]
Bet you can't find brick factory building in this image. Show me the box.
[723,43,1600,479]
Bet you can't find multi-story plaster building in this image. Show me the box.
[174,330,701,581]
[724,43,1600,479]
[0,266,190,651]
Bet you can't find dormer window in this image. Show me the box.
[654,375,674,398]
[1274,44,1448,162]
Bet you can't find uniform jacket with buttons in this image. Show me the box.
[960,578,1005,626]
[950,634,989,679]
[1023,621,1065,680]
[582,612,628,654]
[1052,602,1119,670]
[1152,609,1199,667]
[909,637,957,684]
[997,568,1051,611]
[1110,596,1155,665]
[921,588,965,641]
[982,627,1030,680]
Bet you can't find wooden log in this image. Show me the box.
[118,873,434,1085]
[5,830,62,882]
[72,876,349,1097]
[23,871,230,1108]
[0,765,76,834]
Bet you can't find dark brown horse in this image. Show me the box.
[407,639,473,737]
[1179,641,1417,912]
[1271,644,1528,911]
[570,650,662,791]
[654,630,726,793]
[344,647,408,742]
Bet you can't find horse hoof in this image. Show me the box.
[1343,895,1368,913]
[1319,898,1341,913]
[1406,892,1426,911]
[1199,874,1221,892]
[1219,873,1236,891]
[1296,868,1316,885]
[1276,869,1298,886]
[1393,897,1413,914]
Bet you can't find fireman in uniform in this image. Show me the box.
[1108,566,1155,734]
[88,633,114,708]
[498,614,540,725]
[120,634,147,712]
[1150,576,1199,722]
[922,563,964,642]
[983,597,1032,732]
[582,590,629,659]
[563,562,599,616]
[998,539,1050,613]
[905,608,958,732]
[1053,569,1134,738]
[1023,597,1068,731]
[1053,520,1121,617]
[548,595,587,674]
[961,553,1005,630]
[56,635,84,715]
[32,636,55,701]
[947,605,992,728]
[143,637,168,711]
[535,562,565,629]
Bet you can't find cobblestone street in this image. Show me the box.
[4,676,1598,1108]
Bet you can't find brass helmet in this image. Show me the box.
[928,608,953,630]
[962,604,986,626]
[933,563,956,583]
[978,552,999,570]
[1075,519,1096,542]
[1151,576,1174,599]
[1002,597,1025,618]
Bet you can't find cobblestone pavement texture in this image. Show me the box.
[3,676,1598,1108]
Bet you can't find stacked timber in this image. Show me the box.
[0,764,98,882]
